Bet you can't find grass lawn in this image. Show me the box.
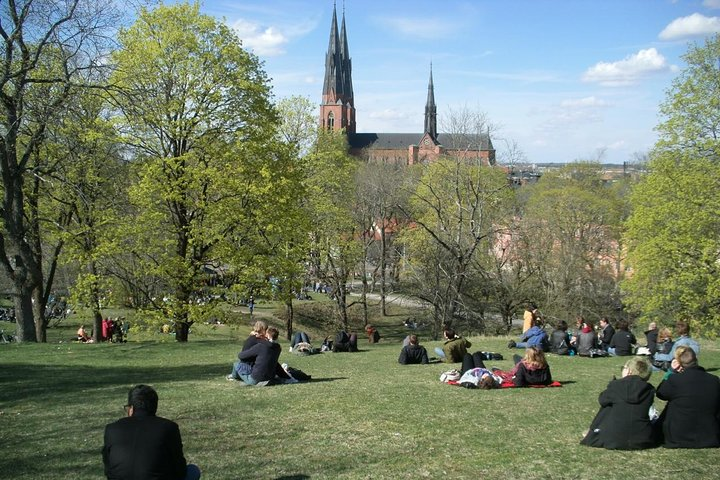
[1,311,719,480]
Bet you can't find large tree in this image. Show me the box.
[399,158,512,338]
[0,0,118,341]
[624,34,720,335]
[522,162,626,323]
[110,3,286,341]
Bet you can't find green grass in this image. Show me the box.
[1,312,719,480]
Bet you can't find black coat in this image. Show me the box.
[609,330,636,356]
[398,344,429,364]
[512,362,552,386]
[656,366,720,448]
[580,375,659,450]
[599,324,615,350]
[549,329,569,355]
[238,339,282,382]
[644,328,658,355]
[103,410,187,480]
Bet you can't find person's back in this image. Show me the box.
[609,323,636,356]
[549,328,569,355]
[239,337,281,383]
[577,327,597,356]
[511,347,552,386]
[656,349,720,448]
[581,357,658,450]
[523,325,548,349]
[442,335,471,363]
[103,385,199,480]
[398,336,429,365]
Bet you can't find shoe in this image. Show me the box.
[226,374,236,381]
[507,340,516,348]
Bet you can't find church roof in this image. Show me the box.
[348,133,494,151]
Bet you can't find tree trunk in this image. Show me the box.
[285,299,294,341]
[380,224,387,316]
[175,321,191,342]
[32,286,46,342]
[13,289,36,343]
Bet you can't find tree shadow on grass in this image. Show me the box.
[307,377,347,383]
[275,475,310,480]
[0,361,231,406]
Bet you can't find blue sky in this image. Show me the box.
[197,0,720,164]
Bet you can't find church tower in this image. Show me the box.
[424,65,438,143]
[320,3,356,134]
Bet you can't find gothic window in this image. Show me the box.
[327,112,335,130]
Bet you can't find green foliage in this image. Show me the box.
[400,158,513,334]
[522,162,626,322]
[624,35,720,336]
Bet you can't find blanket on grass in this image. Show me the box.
[448,380,562,388]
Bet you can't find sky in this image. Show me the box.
[195,0,720,165]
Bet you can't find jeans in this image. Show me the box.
[434,347,445,359]
[291,331,310,348]
[238,372,258,386]
[515,342,529,349]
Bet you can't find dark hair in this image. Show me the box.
[478,376,497,390]
[678,348,698,369]
[127,384,158,415]
[617,319,629,331]
[444,329,456,339]
[408,334,418,345]
[267,326,279,341]
[556,320,568,331]
[675,321,690,336]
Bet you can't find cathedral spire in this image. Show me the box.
[320,2,355,133]
[424,64,437,142]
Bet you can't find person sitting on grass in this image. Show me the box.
[103,384,201,480]
[227,320,267,380]
[575,320,598,357]
[608,320,637,356]
[580,357,659,450]
[434,329,471,363]
[508,319,548,351]
[332,330,358,352]
[494,347,553,387]
[236,326,283,386]
[653,321,699,370]
[656,348,720,449]
[549,320,570,355]
[77,325,93,343]
[398,334,429,365]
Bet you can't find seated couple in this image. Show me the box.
[227,321,294,386]
[459,347,553,389]
[652,321,700,371]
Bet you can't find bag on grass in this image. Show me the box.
[439,369,461,383]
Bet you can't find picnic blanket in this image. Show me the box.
[447,380,562,388]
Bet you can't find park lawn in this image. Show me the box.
[1,318,719,479]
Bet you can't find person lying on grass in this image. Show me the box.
[580,356,659,450]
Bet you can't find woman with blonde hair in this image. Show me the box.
[581,356,659,450]
[507,347,553,386]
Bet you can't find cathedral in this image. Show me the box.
[320,5,495,166]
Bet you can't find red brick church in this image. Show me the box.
[320,4,495,166]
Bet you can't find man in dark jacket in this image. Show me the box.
[656,348,720,448]
[598,317,615,351]
[238,326,283,385]
[398,334,429,364]
[102,384,200,480]
[581,357,659,450]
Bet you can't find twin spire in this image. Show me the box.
[321,2,436,142]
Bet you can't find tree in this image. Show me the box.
[0,0,119,342]
[624,35,720,336]
[399,158,513,338]
[522,162,626,323]
[305,130,359,330]
[110,3,285,341]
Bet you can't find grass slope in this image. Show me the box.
[1,317,718,479]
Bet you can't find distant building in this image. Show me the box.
[320,5,495,166]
